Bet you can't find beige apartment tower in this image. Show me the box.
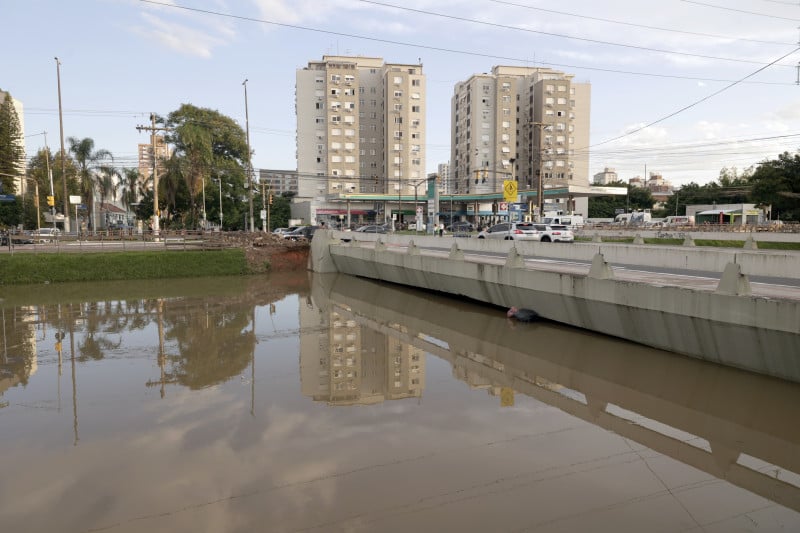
[450,66,590,209]
[296,56,425,223]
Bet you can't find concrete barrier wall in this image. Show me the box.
[330,231,800,280]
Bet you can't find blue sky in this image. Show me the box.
[3,0,800,186]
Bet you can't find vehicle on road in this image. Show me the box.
[533,224,574,243]
[31,228,61,243]
[477,222,541,241]
[282,226,320,241]
[273,226,298,236]
[447,221,475,233]
[355,225,388,233]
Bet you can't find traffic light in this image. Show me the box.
[47,195,55,207]
[269,194,273,205]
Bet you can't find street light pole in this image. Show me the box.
[243,79,254,232]
[55,57,69,233]
[43,132,57,230]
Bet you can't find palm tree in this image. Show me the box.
[67,137,112,233]
[120,168,142,227]
[96,162,120,228]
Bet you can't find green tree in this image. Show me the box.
[120,168,142,225]
[164,104,249,230]
[749,151,800,221]
[0,90,25,194]
[96,161,120,228]
[67,137,112,232]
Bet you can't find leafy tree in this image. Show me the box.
[68,137,112,231]
[164,104,249,229]
[749,151,800,221]
[120,168,142,225]
[0,90,25,194]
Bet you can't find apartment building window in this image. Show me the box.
[556,160,565,167]
[331,155,342,163]
[344,102,355,110]
[345,155,355,163]
[557,97,567,105]
[344,88,355,96]
[412,79,421,86]
[315,117,325,124]
[556,135,565,143]
[501,82,511,91]
[331,74,340,83]
[315,90,324,97]
[330,102,341,111]
[331,128,341,136]
[502,95,511,103]
[411,92,420,99]
[345,142,355,150]
[546,84,554,92]
[502,108,510,116]
[482,122,490,129]
[557,110,565,117]
[370,87,377,94]
[315,102,323,110]
[411,132,420,139]
[394,131,403,138]
[394,117,403,124]
[344,75,355,83]
[412,158,420,166]
[370,149,376,156]
[331,115,341,123]
[394,103,403,111]
[393,143,403,151]
[393,76,402,84]
[394,90,403,97]
[359,87,365,94]
[412,105,420,113]
[331,88,340,97]
[545,97,554,105]
[545,109,554,116]
[570,87,576,95]
[360,149,365,156]
[315,77,324,84]
[343,116,355,124]
[331,141,341,149]
[558,85,567,92]
[556,123,565,131]
[411,144,420,152]
[501,133,510,142]
[411,119,420,127]
[502,121,510,128]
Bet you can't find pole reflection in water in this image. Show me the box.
[0,273,797,533]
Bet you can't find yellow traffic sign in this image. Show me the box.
[500,387,515,407]
[503,180,517,202]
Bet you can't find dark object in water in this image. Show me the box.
[507,306,540,322]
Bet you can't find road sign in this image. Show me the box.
[260,209,267,220]
[503,180,517,202]
[0,194,15,203]
[69,195,82,204]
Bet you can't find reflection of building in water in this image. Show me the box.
[300,305,425,406]
[452,352,522,407]
[0,307,39,403]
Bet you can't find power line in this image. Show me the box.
[487,0,796,46]
[589,46,800,149]
[137,0,795,85]
[360,0,795,67]
[681,0,800,21]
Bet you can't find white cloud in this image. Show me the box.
[132,3,236,58]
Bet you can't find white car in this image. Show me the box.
[31,228,61,243]
[533,224,574,243]
[477,222,541,241]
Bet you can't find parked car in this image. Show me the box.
[533,224,574,243]
[282,226,320,241]
[355,225,387,233]
[273,226,298,236]
[447,221,475,233]
[477,222,541,241]
[31,227,61,243]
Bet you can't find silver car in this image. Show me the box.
[477,222,542,241]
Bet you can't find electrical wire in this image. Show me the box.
[360,0,795,67]
[680,0,800,22]
[137,0,794,85]
[487,0,796,46]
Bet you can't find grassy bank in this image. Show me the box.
[0,249,249,285]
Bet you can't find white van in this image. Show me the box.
[664,215,694,227]
[543,214,585,229]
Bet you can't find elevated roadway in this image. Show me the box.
[311,230,800,383]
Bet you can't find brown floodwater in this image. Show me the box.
[1,272,799,533]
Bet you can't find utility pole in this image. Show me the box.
[43,132,56,230]
[243,79,254,232]
[136,114,169,238]
[55,57,69,233]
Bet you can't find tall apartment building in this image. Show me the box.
[450,66,590,208]
[296,56,425,223]
[593,167,618,185]
[137,135,169,181]
[437,162,451,194]
[257,169,298,197]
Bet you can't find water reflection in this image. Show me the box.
[0,273,798,532]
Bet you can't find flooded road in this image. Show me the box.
[1,272,799,532]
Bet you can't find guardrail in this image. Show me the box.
[1,229,234,253]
